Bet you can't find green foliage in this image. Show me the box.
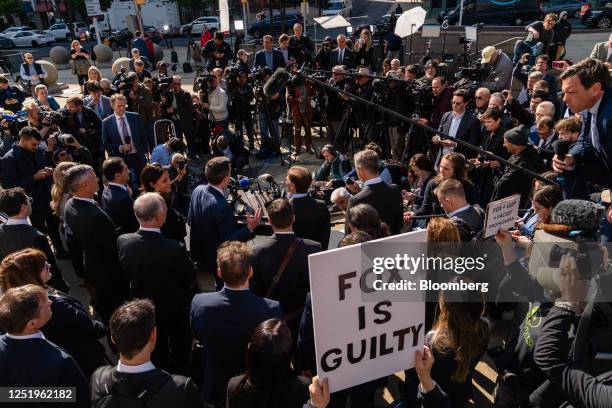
[0,0,23,17]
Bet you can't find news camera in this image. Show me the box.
[193,67,215,94]
[113,67,137,95]
[152,75,173,102]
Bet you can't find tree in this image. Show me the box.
[0,0,23,18]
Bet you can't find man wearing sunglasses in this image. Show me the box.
[19,53,47,96]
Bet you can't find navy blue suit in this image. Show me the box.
[187,184,253,273]
[101,184,139,234]
[569,87,612,187]
[101,112,148,164]
[190,288,283,407]
[253,49,286,72]
[0,335,90,407]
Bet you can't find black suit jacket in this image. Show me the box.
[291,196,331,250]
[449,206,484,242]
[253,49,286,72]
[101,184,139,235]
[0,145,52,212]
[0,223,65,290]
[250,233,320,314]
[330,47,355,69]
[64,198,127,312]
[347,180,404,235]
[190,288,283,406]
[0,335,90,408]
[435,111,480,165]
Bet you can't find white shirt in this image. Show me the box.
[6,218,29,225]
[117,360,156,374]
[210,184,225,197]
[587,94,603,154]
[7,331,45,340]
[364,176,383,187]
[447,204,471,218]
[108,182,128,191]
[208,87,229,121]
[139,227,161,233]
[443,111,464,156]
[73,197,97,205]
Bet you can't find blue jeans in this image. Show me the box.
[513,40,545,65]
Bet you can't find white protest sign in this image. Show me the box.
[483,194,521,238]
[85,0,102,16]
[309,230,427,393]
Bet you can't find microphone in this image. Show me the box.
[258,174,275,184]
[263,68,290,98]
[239,177,252,189]
[553,139,571,159]
[551,199,606,235]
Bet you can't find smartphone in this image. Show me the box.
[552,61,564,69]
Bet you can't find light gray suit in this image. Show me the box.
[590,41,612,63]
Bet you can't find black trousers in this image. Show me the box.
[30,204,64,257]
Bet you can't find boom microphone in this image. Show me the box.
[551,200,606,236]
[263,68,290,98]
[258,174,275,184]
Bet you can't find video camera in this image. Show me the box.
[39,110,64,127]
[113,67,137,94]
[152,75,173,102]
[193,67,215,94]
[0,110,28,134]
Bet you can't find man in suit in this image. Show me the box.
[290,22,314,66]
[431,89,481,166]
[553,58,612,188]
[253,35,286,72]
[346,149,404,235]
[0,285,90,407]
[191,241,283,407]
[589,33,612,68]
[164,75,196,157]
[330,34,354,69]
[188,157,261,290]
[117,193,195,375]
[0,126,65,257]
[0,188,69,292]
[64,164,128,322]
[435,179,483,242]
[91,299,204,408]
[102,93,148,190]
[101,157,139,234]
[251,199,320,337]
[286,165,331,249]
[83,81,112,120]
[277,33,296,65]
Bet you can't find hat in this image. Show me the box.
[332,65,346,74]
[237,49,251,56]
[481,46,497,64]
[357,67,370,77]
[503,125,529,146]
[424,60,438,68]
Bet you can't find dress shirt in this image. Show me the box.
[279,47,289,63]
[364,176,383,187]
[7,331,45,340]
[443,111,464,156]
[114,114,135,152]
[117,360,156,374]
[139,227,161,233]
[6,218,29,225]
[73,197,98,205]
[447,204,471,218]
[108,182,128,191]
[264,50,273,70]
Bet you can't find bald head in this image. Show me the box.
[133,192,167,227]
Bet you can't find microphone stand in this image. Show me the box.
[296,69,558,187]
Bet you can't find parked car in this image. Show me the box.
[181,16,220,35]
[47,22,88,41]
[438,0,542,26]
[582,4,612,28]
[247,12,304,39]
[541,0,586,18]
[0,34,15,49]
[11,31,54,47]
[322,1,351,17]
[2,26,32,37]
[106,26,162,49]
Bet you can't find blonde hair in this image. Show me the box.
[71,40,80,49]
[34,84,48,95]
[88,66,102,81]
[360,30,372,51]
[50,161,78,216]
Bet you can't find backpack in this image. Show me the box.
[94,366,171,408]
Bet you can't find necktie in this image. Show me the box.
[339,49,343,63]
[589,111,601,155]
[120,116,131,146]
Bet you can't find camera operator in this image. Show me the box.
[59,95,103,173]
[0,76,25,112]
[133,59,152,82]
[83,81,112,120]
[202,31,232,70]
[384,71,411,161]
[428,76,453,131]
[230,70,255,151]
[553,58,612,188]
[168,152,189,215]
[315,37,333,71]
[350,68,374,148]
[50,133,93,166]
[193,92,212,157]
[235,49,251,74]
[325,65,349,146]
[127,72,154,152]
[204,74,229,130]
[479,46,512,93]
[513,54,559,101]
[513,13,558,65]
[289,23,314,67]
[163,75,197,155]
[23,102,56,140]
[417,60,438,86]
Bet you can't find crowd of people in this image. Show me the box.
[0,12,611,408]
